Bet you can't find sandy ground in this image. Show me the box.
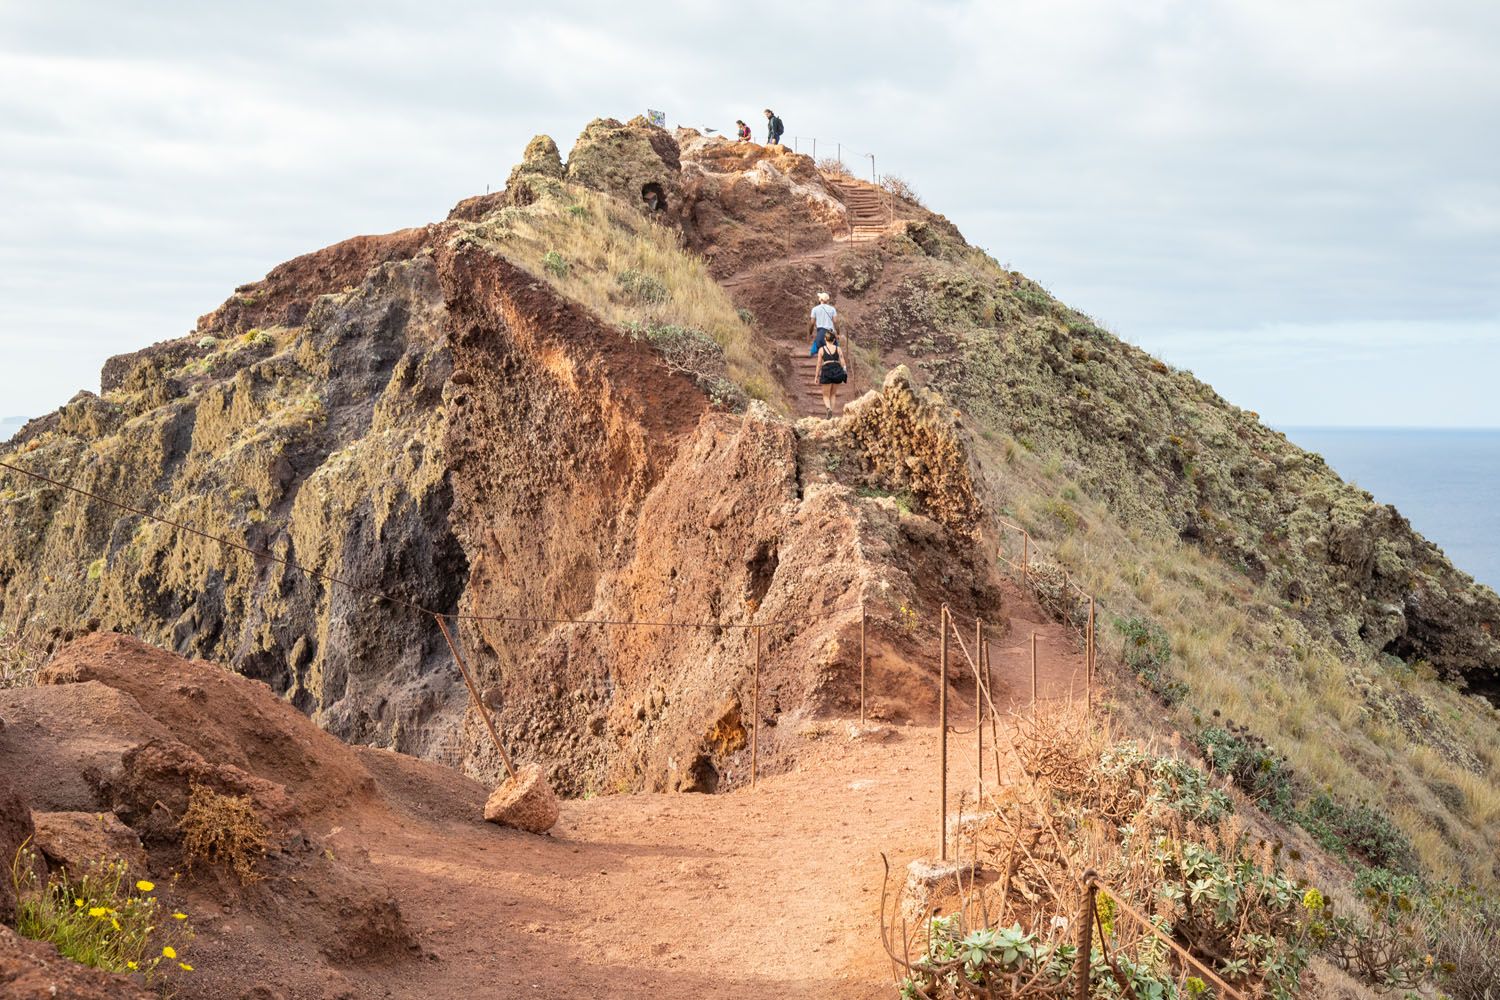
[291,579,1088,1000]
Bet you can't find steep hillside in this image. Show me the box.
[2,115,1497,893]
[0,118,997,802]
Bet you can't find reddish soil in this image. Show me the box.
[1,573,1085,999]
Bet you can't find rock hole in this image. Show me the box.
[745,541,779,608]
[641,182,667,213]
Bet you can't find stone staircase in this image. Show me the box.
[830,177,893,241]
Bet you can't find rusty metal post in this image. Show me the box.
[1087,596,1096,713]
[1031,630,1039,709]
[1074,872,1098,1000]
[939,604,949,862]
[752,624,761,788]
[1022,531,1030,572]
[859,604,867,725]
[975,617,984,797]
[435,614,518,781]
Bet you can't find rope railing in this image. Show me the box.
[1075,873,1250,1000]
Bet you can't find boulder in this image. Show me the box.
[504,134,566,207]
[482,765,559,833]
[31,812,148,881]
[0,924,152,999]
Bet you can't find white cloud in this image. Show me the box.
[0,0,1496,424]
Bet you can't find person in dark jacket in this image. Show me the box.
[764,109,784,145]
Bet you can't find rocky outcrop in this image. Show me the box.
[565,116,683,220]
[0,925,152,1000]
[31,812,148,881]
[841,367,982,541]
[0,773,36,926]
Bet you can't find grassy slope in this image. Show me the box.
[828,207,1499,889]
[450,183,789,413]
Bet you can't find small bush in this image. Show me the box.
[0,616,48,688]
[11,842,195,983]
[1115,615,1188,705]
[817,157,852,178]
[879,173,922,206]
[178,784,269,884]
[616,269,671,305]
[1193,724,1296,818]
[86,557,105,581]
[541,250,569,278]
[627,321,723,383]
[1296,793,1419,874]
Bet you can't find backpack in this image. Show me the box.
[771,115,784,137]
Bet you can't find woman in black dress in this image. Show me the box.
[817,330,848,418]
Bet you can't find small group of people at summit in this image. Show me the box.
[808,292,847,418]
[735,109,784,145]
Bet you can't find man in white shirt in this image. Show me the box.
[809,292,837,355]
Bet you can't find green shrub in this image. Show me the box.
[1099,743,1234,823]
[1114,615,1188,705]
[616,269,670,304]
[11,842,196,982]
[1296,793,1419,875]
[1193,725,1295,818]
[542,250,569,278]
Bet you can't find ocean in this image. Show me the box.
[1283,428,1500,593]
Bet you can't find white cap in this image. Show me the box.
[817,291,830,302]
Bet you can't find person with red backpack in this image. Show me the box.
[764,109,784,146]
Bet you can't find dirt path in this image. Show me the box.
[722,241,865,419]
[303,576,1088,1000]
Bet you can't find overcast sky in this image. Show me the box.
[2,0,1497,427]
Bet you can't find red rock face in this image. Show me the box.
[0,925,152,1000]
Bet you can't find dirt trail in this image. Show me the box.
[292,575,1087,1000]
[723,242,857,419]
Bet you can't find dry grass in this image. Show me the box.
[458,186,787,412]
[178,784,269,884]
[977,434,1500,891]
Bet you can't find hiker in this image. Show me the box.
[764,109,784,146]
[817,329,848,417]
[808,291,837,356]
[736,120,752,143]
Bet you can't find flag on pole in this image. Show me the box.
[646,109,666,128]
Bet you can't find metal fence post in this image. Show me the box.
[752,624,761,788]
[435,614,517,781]
[1031,630,1039,709]
[1074,873,1098,1000]
[860,604,867,725]
[1022,531,1030,572]
[939,604,949,861]
[1087,596,1096,714]
[975,617,984,797]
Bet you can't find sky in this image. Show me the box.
[1,0,1497,427]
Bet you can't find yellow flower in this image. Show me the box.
[161,946,176,959]
[127,961,138,971]
[74,898,84,908]
[135,880,155,892]
[88,906,108,918]
[111,918,121,930]
[172,912,187,920]
[178,962,194,972]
